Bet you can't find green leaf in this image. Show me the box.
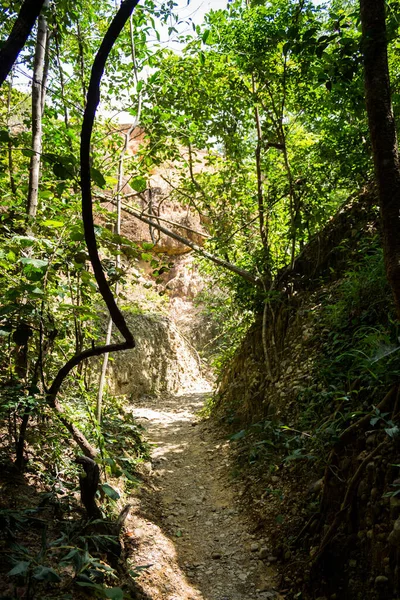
[105,588,124,600]
[76,582,104,591]
[385,426,400,438]
[28,287,44,296]
[33,566,61,582]
[42,220,64,228]
[229,429,246,441]
[141,253,153,262]
[131,176,147,192]
[8,561,30,577]
[202,29,210,44]
[142,242,155,251]
[100,483,120,500]
[20,258,48,269]
[0,129,11,143]
[53,162,72,180]
[70,227,84,241]
[91,167,107,188]
[39,190,53,199]
[129,565,152,578]
[11,235,36,247]
[121,469,140,484]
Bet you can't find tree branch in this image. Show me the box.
[119,201,261,287]
[0,0,46,87]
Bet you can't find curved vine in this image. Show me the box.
[0,0,46,87]
[46,0,140,457]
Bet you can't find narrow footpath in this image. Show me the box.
[125,392,282,600]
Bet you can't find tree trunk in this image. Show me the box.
[27,1,48,218]
[75,456,102,519]
[360,0,400,317]
[6,73,17,194]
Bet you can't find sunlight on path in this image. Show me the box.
[125,393,282,600]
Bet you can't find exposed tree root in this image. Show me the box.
[319,384,397,514]
[312,439,388,566]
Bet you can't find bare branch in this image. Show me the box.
[119,201,261,287]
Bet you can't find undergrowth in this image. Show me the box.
[228,241,400,470]
[0,380,150,599]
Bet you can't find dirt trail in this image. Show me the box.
[126,392,281,600]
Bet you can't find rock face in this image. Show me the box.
[100,126,218,396]
[107,313,210,399]
[103,126,209,257]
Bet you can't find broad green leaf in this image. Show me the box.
[8,561,30,577]
[105,588,124,600]
[142,242,155,251]
[33,566,61,582]
[141,253,153,262]
[76,582,104,591]
[202,29,210,44]
[53,162,72,180]
[20,258,48,269]
[100,483,120,500]
[11,235,36,247]
[131,176,147,192]
[91,167,107,188]
[70,228,84,241]
[0,130,11,143]
[42,220,64,228]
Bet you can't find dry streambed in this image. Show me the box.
[125,392,282,600]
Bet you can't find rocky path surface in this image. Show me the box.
[125,392,282,600]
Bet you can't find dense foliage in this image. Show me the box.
[1,0,400,596]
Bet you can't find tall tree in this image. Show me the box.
[27,0,49,218]
[360,0,400,317]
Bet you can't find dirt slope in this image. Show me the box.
[125,393,282,600]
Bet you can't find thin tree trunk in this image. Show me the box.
[360,0,400,318]
[77,23,87,103]
[55,29,72,147]
[41,27,51,115]
[97,317,113,423]
[0,0,45,87]
[252,74,268,250]
[6,72,17,195]
[27,0,48,218]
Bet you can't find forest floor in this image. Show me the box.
[125,392,283,600]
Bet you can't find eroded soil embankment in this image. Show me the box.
[125,393,282,600]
